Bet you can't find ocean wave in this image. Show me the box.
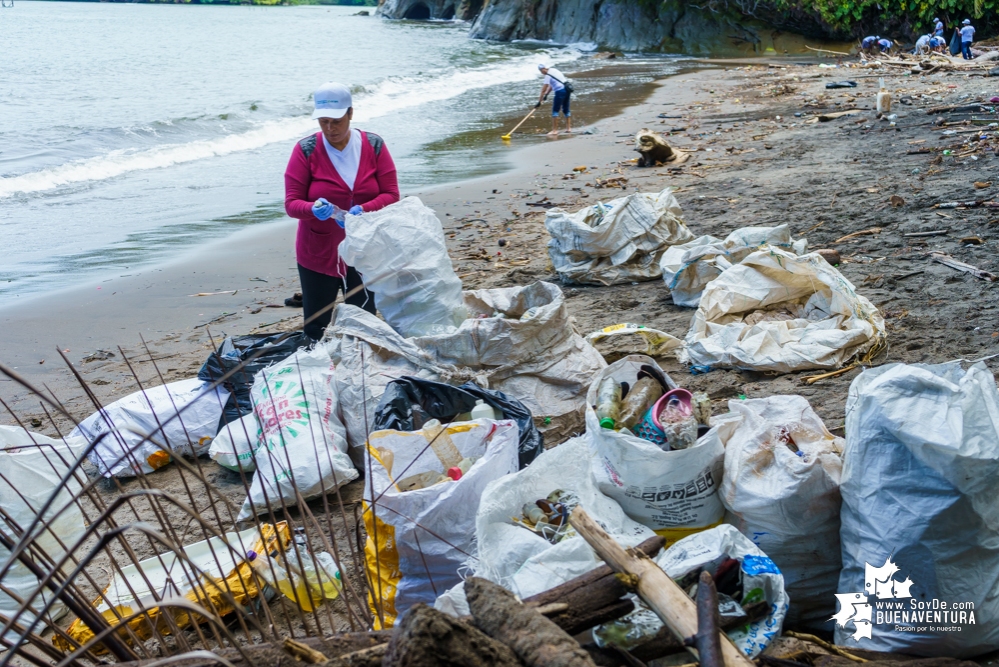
[0,49,581,199]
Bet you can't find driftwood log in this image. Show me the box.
[382,604,521,667]
[522,535,665,635]
[466,576,598,667]
[569,507,755,667]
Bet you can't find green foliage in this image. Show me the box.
[773,0,993,32]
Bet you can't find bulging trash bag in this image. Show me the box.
[239,345,357,521]
[372,376,543,469]
[0,427,87,647]
[602,524,788,658]
[339,196,467,337]
[458,435,655,602]
[586,356,726,543]
[198,332,311,429]
[836,362,999,656]
[660,225,807,308]
[209,412,259,472]
[546,188,694,286]
[363,419,520,628]
[719,395,843,632]
[326,281,605,467]
[682,248,885,373]
[73,378,230,477]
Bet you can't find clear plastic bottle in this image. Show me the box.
[247,549,313,611]
[617,377,664,430]
[595,377,622,429]
[247,542,342,612]
[876,78,892,114]
[422,419,462,469]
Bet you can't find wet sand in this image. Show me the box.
[7,57,999,648]
[0,63,707,421]
[5,59,999,438]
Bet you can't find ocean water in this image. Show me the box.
[0,2,683,302]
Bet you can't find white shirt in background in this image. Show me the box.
[544,67,567,92]
[323,128,361,191]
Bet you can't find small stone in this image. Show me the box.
[498,238,507,247]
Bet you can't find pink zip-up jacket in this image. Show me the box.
[284,130,400,276]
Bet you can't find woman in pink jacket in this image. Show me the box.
[284,81,400,340]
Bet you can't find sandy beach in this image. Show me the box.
[5,53,999,656]
[6,61,998,434]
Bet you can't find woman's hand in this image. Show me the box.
[349,205,363,215]
[312,198,335,221]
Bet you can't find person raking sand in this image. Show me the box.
[535,63,572,136]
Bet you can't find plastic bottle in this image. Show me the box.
[617,377,664,430]
[876,78,892,114]
[247,549,314,611]
[470,399,499,421]
[422,419,462,469]
[595,377,622,429]
[376,447,394,475]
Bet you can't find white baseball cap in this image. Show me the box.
[312,82,352,120]
[538,63,548,70]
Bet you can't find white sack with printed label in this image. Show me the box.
[239,345,357,520]
[586,356,726,542]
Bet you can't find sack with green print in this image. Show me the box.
[238,345,357,520]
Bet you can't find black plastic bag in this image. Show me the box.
[372,377,544,469]
[198,331,311,430]
[950,29,962,56]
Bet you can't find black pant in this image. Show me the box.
[298,264,376,340]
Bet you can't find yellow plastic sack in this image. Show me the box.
[363,420,519,629]
[55,522,289,654]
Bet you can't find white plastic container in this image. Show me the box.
[470,399,499,421]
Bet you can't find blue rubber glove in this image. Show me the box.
[349,205,364,216]
[312,198,334,221]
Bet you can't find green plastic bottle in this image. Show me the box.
[595,377,622,429]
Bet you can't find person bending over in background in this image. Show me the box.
[284,81,400,340]
[877,38,893,53]
[536,63,572,136]
[861,35,880,54]
[960,19,976,59]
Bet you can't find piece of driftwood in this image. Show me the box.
[929,251,998,281]
[568,507,754,667]
[466,577,598,667]
[818,109,863,121]
[834,227,882,243]
[694,571,724,667]
[283,638,329,664]
[522,536,665,634]
[383,604,522,667]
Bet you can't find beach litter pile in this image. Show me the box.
[4,193,999,667]
[545,187,694,286]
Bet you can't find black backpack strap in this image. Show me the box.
[298,134,318,159]
[365,131,384,156]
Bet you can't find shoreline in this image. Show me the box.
[6,57,998,438]
[0,64,718,419]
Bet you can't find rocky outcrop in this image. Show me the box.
[466,0,787,54]
[378,0,480,20]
